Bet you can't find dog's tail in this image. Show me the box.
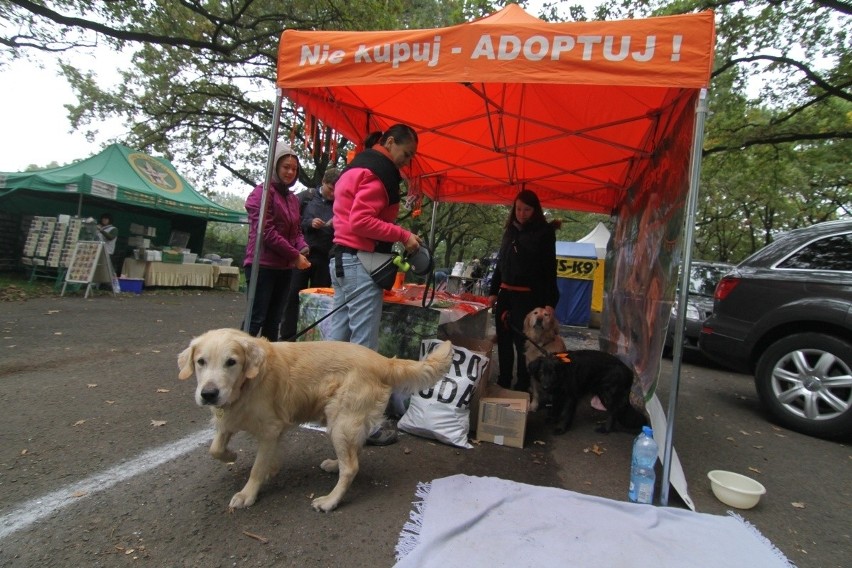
[384,340,453,392]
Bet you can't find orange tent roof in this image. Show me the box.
[277,5,715,213]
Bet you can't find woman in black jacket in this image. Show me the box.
[488,189,559,392]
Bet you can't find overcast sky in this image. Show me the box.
[0,1,601,174]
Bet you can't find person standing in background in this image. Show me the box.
[280,167,340,341]
[96,213,118,257]
[488,189,559,394]
[328,124,423,445]
[243,142,310,341]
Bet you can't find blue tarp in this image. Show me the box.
[555,242,597,326]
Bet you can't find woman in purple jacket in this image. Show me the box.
[243,142,310,340]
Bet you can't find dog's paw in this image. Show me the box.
[228,491,257,509]
[311,494,339,513]
[320,458,339,472]
[211,449,238,463]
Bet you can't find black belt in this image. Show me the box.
[334,245,359,256]
[332,244,360,277]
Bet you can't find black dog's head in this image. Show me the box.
[528,352,573,394]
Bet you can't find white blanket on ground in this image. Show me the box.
[394,475,794,568]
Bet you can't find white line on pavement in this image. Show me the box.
[0,428,211,540]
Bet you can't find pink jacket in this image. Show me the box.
[332,168,410,252]
[243,183,308,269]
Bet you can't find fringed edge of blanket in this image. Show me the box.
[727,511,798,568]
[394,481,432,561]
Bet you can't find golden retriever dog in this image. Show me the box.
[523,306,567,412]
[178,328,452,512]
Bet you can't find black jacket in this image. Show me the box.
[299,188,335,257]
[489,219,559,307]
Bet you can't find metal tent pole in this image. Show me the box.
[243,88,285,333]
[428,198,439,249]
[660,88,709,506]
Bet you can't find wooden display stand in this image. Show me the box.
[61,241,119,298]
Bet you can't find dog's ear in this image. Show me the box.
[177,343,195,380]
[240,337,265,379]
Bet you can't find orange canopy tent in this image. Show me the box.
[250,4,716,508]
[276,5,713,212]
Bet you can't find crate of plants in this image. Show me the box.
[161,248,185,264]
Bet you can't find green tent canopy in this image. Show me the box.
[0,143,246,224]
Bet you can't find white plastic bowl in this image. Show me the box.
[707,470,766,509]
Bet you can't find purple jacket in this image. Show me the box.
[243,182,308,269]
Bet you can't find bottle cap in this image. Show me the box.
[642,425,654,437]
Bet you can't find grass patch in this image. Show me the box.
[0,271,58,301]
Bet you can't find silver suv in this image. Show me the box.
[699,219,852,439]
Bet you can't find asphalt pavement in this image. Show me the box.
[0,289,848,567]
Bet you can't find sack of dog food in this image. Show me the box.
[398,339,489,449]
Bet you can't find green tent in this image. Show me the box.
[0,143,245,223]
[0,144,246,271]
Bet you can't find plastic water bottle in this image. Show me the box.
[628,426,658,504]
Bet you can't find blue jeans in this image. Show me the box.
[327,253,383,349]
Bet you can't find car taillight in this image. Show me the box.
[714,276,740,301]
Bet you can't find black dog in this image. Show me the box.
[528,350,647,434]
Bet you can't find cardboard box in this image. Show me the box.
[476,385,530,448]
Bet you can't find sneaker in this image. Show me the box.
[366,420,398,446]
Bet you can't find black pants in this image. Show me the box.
[280,252,331,341]
[494,288,539,391]
[244,264,293,341]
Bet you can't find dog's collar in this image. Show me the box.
[554,352,572,364]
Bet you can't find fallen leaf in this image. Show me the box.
[587,444,605,456]
[87,383,98,388]
[54,331,63,335]
[156,388,170,393]
[151,350,160,353]
[695,416,704,420]
[46,310,60,314]
[752,445,764,449]
[532,459,542,464]
[125,549,135,555]
[150,419,167,427]
[105,400,116,404]
[739,430,751,436]
[533,440,546,446]
[242,531,268,544]
[73,419,88,426]
[72,490,87,498]
[20,449,28,456]
[748,467,762,474]
[403,447,412,454]
[791,502,806,509]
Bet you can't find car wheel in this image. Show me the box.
[755,332,852,439]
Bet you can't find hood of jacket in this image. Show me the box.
[271,142,300,187]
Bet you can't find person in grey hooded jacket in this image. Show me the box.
[243,142,310,340]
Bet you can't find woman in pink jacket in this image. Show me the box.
[328,124,423,444]
[243,142,310,340]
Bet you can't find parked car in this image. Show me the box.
[665,260,734,353]
[699,219,852,439]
